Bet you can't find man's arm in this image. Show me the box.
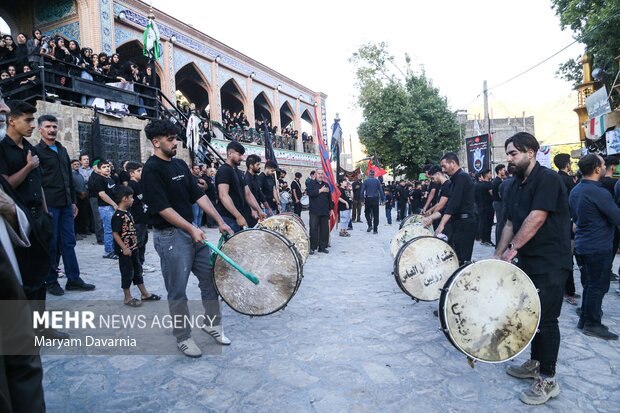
[501,211,548,260]
[244,186,263,214]
[98,191,118,209]
[422,187,436,212]
[494,219,514,258]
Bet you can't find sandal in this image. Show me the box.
[565,296,578,306]
[142,294,161,301]
[124,298,142,307]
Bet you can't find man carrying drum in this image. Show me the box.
[142,119,234,358]
[495,132,571,405]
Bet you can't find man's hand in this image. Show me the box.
[27,150,40,170]
[196,179,207,190]
[235,215,248,228]
[219,221,235,237]
[319,186,329,193]
[422,217,432,227]
[434,223,445,237]
[0,190,17,220]
[189,225,207,243]
[501,248,518,262]
[72,203,78,218]
[258,210,267,221]
[251,210,258,220]
[122,247,132,257]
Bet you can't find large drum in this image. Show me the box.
[213,228,303,316]
[258,214,309,263]
[393,236,459,301]
[300,195,310,210]
[390,224,434,257]
[399,214,425,230]
[280,211,306,230]
[439,259,541,363]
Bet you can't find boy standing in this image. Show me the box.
[125,161,155,273]
[111,185,160,307]
[384,188,393,225]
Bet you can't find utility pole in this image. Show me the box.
[483,80,493,170]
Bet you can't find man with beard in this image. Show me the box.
[217,142,265,233]
[496,132,571,405]
[258,161,280,216]
[142,120,234,358]
[435,153,475,265]
[307,170,332,253]
[36,114,95,295]
[243,154,268,228]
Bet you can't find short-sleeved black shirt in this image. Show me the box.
[142,156,203,229]
[352,180,363,201]
[338,187,352,210]
[0,136,44,207]
[291,179,303,201]
[111,209,137,254]
[491,177,503,202]
[600,176,616,197]
[438,180,452,214]
[244,171,264,206]
[474,180,493,211]
[444,168,474,216]
[89,173,116,206]
[127,179,147,224]
[504,162,572,275]
[216,163,247,219]
[258,172,277,209]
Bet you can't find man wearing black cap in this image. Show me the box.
[435,153,476,265]
[217,141,265,233]
[361,170,385,234]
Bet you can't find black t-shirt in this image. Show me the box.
[0,136,44,207]
[258,172,277,209]
[438,180,452,214]
[118,170,130,185]
[504,163,572,275]
[491,177,503,202]
[444,168,474,216]
[352,180,363,201]
[127,179,147,224]
[215,163,247,219]
[89,173,116,206]
[426,181,439,207]
[557,170,576,194]
[600,176,616,197]
[291,179,303,201]
[111,209,137,254]
[142,156,203,229]
[409,188,422,209]
[474,180,493,211]
[338,187,352,210]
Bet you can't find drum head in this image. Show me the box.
[439,260,541,363]
[280,212,306,229]
[393,236,459,301]
[213,228,302,316]
[400,214,424,229]
[390,225,434,257]
[300,195,310,210]
[258,215,309,264]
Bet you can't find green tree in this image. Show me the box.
[552,0,620,101]
[350,43,460,178]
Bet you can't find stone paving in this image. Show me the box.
[43,208,620,412]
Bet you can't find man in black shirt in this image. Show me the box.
[435,153,476,265]
[422,165,452,236]
[217,142,265,232]
[36,114,95,295]
[89,159,118,259]
[291,172,303,217]
[125,161,154,272]
[396,180,408,220]
[496,132,571,405]
[408,183,423,215]
[141,119,233,358]
[307,170,332,253]
[601,156,620,282]
[474,168,494,246]
[492,164,506,244]
[351,177,363,222]
[258,161,279,216]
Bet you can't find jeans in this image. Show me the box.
[576,251,612,327]
[222,215,243,234]
[99,206,115,254]
[192,203,204,228]
[386,207,392,224]
[281,200,289,214]
[90,197,104,242]
[339,209,351,230]
[364,197,380,230]
[529,270,568,377]
[119,250,143,289]
[153,227,221,342]
[45,205,80,284]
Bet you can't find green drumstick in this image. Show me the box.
[202,239,260,285]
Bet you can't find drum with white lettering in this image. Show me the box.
[399,214,425,230]
[258,214,309,264]
[393,236,459,301]
[213,228,303,316]
[439,259,541,363]
[390,224,434,257]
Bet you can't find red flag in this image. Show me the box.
[313,106,341,230]
[366,160,387,177]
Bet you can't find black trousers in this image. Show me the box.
[493,201,503,244]
[478,209,494,243]
[529,270,568,377]
[364,197,380,230]
[293,201,302,217]
[309,214,329,250]
[397,200,407,220]
[352,200,362,221]
[135,223,148,265]
[450,217,476,265]
[74,195,90,234]
[118,250,144,290]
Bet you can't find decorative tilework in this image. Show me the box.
[167,42,175,98]
[252,83,273,103]
[209,139,320,168]
[280,97,297,116]
[100,0,113,54]
[218,68,246,94]
[35,0,77,26]
[43,21,81,43]
[173,49,212,84]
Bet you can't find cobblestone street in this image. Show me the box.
[43,208,620,412]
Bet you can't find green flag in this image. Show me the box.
[142,17,161,60]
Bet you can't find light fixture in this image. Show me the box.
[276,84,282,91]
[313,102,318,107]
[170,34,177,43]
[214,55,221,63]
[298,94,303,100]
[118,11,126,20]
[250,72,256,79]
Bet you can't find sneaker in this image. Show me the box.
[373,230,378,234]
[65,279,96,291]
[177,337,202,357]
[309,249,315,255]
[367,227,372,232]
[610,273,620,282]
[56,267,65,278]
[202,325,231,345]
[46,283,65,296]
[507,359,540,379]
[578,319,608,330]
[103,252,115,259]
[616,288,620,295]
[142,264,157,273]
[582,325,619,340]
[318,249,329,254]
[520,377,560,405]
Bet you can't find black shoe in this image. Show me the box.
[367,227,372,232]
[46,283,65,296]
[433,310,438,317]
[578,319,608,330]
[582,325,618,340]
[576,307,582,317]
[97,241,104,245]
[318,249,329,254]
[373,230,378,234]
[65,279,96,291]
[309,249,315,255]
[36,328,70,340]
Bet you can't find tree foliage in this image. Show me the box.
[552,0,620,98]
[350,42,460,178]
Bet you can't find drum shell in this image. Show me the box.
[213,228,303,316]
[399,214,424,230]
[257,214,309,264]
[390,224,434,258]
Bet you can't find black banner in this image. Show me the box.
[465,134,490,174]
